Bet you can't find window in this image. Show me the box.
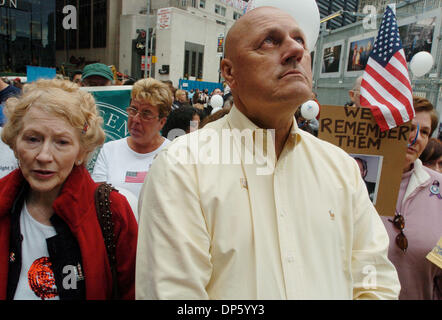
[215,4,226,14]
[184,50,190,78]
[191,0,197,8]
[199,0,205,8]
[197,52,203,79]
[191,51,196,77]
[93,0,106,48]
[215,5,226,16]
[1,0,55,73]
[215,4,226,16]
[181,0,187,6]
[55,0,65,50]
[67,0,77,50]
[233,12,241,20]
[183,42,204,80]
[79,0,91,49]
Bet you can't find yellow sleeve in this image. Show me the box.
[135,143,212,300]
[350,160,401,300]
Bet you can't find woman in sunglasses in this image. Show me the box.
[381,96,441,300]
[92,79,172,210]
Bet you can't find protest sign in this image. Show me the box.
[81,86,132,172]
[318,105,411,216]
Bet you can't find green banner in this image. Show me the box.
[81,86,132,172]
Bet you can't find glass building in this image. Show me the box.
[0,0,56,74]
[316,0,359,30]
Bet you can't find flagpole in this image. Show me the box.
[144,0,151,79]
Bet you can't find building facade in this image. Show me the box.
[54,0,246,85]
[316,0,359,29]
[55,0,119,75]
[0,0,56,75]
[119,0,246,85]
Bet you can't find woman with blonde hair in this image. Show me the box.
[0,79,138,300]
[92,78,172,202]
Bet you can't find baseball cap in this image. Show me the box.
[82,63,114,81]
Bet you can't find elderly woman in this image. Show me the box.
[92,78,172,200]
[0,79,138,300]
[381,96,441,300]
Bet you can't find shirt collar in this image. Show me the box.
[226,104,302,147]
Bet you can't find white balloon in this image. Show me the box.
[210,94,224,109]
[300,100,319,120]
[246,0,320,51]
[410,51,434,77]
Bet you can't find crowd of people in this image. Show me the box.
[0,6,440,301]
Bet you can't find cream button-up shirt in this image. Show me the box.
[136,106,400,300]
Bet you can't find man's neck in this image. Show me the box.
[271,118,294,159]
[234,103,294,159]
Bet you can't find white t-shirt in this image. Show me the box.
[91,137,170,199]
[14,203,59,300]
[0,127,18,178]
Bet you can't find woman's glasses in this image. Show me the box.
[126,107,159,121]
[388,212,408,253]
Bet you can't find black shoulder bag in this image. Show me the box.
[94,183,119,300]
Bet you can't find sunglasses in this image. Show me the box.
[388,212,408,253]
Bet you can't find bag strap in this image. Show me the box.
[94,183,119,299]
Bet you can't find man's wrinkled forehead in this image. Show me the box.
[241,7,301,30]
[226,7,305,56]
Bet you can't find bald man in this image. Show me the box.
[346,76,363,107]
[136,7,400,300]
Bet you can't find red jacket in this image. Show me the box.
[0,165,138,300]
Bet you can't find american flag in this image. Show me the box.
[125,171,147,183]
[360,6,414,132]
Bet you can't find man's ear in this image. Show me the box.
[221,58,235,89]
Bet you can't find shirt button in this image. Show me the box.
[287,255,294,263]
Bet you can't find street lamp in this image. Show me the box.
[149,28,156,78]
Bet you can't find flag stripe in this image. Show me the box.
[364,62,411,121]
[362,75,405,125]
[387,52,415,120]
[360,95,390,131]
[361,79,402,129]
[387,55,413,97]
